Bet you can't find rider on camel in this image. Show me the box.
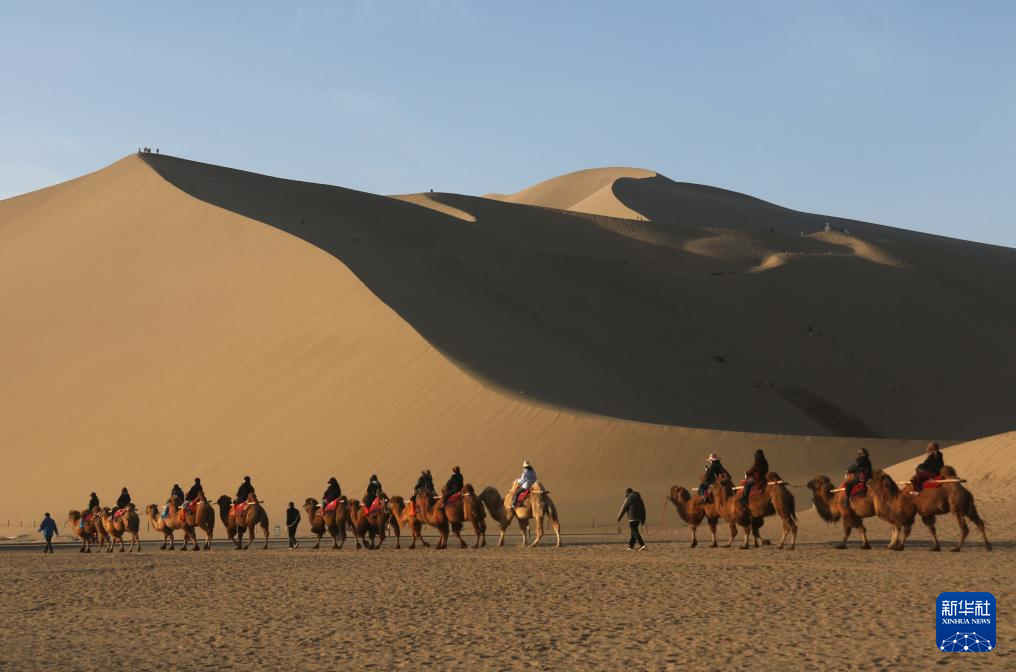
[910,442,944,494]
[113,487,132,516]
[413,470,434,498]
[363,474,383,509]
[81,492,99,528]
[842,448,873,506]
[235,476,255,505]
[184,478,203,505]
[322,477,341,508]
[740,449,769,505]
[443,466,464,503]
[163,484,184,519]
[514,461,537,506]
[698,454,730,499]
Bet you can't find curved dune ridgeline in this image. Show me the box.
[0,154,1013,532]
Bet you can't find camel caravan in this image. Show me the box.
[667,444,991,552]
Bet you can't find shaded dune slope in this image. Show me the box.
[0,156,931,529]
[143,155,1016,440]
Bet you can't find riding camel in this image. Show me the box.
[216,494,270,549]
[666,485,729,548]
[442,485,487,549]
[348,495,394,550]
[805,474,875,550]
[709,477,759,549]
[750,472,797,550]
[67,510,101,553]
[411,489,451,550]
[479,482,561,547]
[868,468,991,552]
[93,511,111,551]
[144,504,177,550]
[303,497,351,549]
[389,496,425,549]
[98,506,141,552]
[167,497,215,550]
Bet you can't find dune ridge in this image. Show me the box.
[486,166,654,219]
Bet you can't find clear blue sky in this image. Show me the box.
[2,2,1014,246]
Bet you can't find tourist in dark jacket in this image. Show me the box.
[911,442,945,492]
[163,485,184,519]
[322,477,341,507]
[114,487,132,515]
[184,478,203,502]
[413,470,434,497]
[698,454,731,498]
[444,466,464,503]
[81,492,99,528]
[235,476,255,504]
[617,488,647,550]
[286,502,301,549]
[39,513,58,553]
[741,449,770,505]
[363,475,383,508]
[842,448,873,506]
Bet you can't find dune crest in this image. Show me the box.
[486,166,654,219]
[391,193,477,222]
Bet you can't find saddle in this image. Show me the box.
[840,480,867,499]
[445,491,463,506]
[323,498,342,514]
[406,500,417,517]
[921,474,946,490]
[233,502,250,519]
[514,488,531,507]
[364,498,383,516]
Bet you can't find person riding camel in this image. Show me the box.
[697,454,730,499]
[184,478,203,505]
[740,449,769,505]
[513,461,537,507]
[164,484,184,519]
[842,447,873,505]
[113,487,132,517]
[322,477,342,508]
[910,442,944,494]
[235,476,255,505]
[413,470,434,498]
[443,466,464,504]
[363,474,383,510]
[81,492,100,528]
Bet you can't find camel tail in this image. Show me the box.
[966,499,985,528]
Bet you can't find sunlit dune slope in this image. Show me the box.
[141,155,1016,441]
[486,167,655,219]
[0,155,934,532]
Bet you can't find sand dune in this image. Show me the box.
[486,166,654,219]
[1,154,1013,538]
[392,192,477,222]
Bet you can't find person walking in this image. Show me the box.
[285,502,301,549]
[39,513,58,553]
[617,488,647,551]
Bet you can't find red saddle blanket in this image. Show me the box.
[840,481,867,498]
[514,488,531,506]
[113,508,128,519]
[323,498,341,514]
[921,475,946,490]
[445,492,463,506]
[363,498,382,516]
[233,502,250,519]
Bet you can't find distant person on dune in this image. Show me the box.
[443,466,463,503]
[617,488,647,551]
[740,449,769,505]
[286,502,300,549]
[322,477,341,508]
[698,454,730,499]
[235,476,255,504]
[841,448,873,505]
[910,442,944,494]
[39,513,58,553]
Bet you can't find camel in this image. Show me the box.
[751,472,797,550]
[98,506,141,552]
[480,482,561,547]
[67,510,101,553]
[348,495,394,550]
[216,494,270,549]
[868,468,991,552]
[144,504,177,550]
[805,474,875,550]
[93,511,111,551]
[666,485,729,548]
[441,485,487,549]
[411,490,451,550]
[303,497,351,549]
[165,498,215,550]
[709,477,759,549]
[389,496,426,549]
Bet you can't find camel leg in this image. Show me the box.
[921,516,938,551]
[518,519,530,547]
[740,525,751,550]
[725,522,736,547]
[530,515,544,547]
[778,520,789,550]
[263,524,270,549]
[707,519,718,548]
[951,511,968,552]
[496,524,506,547]
[551,518,561,547]
[204,526,212,551]
[966,504,991,551]
[858,524,870,550]
[689,524,698,548]
[450,522,467,549]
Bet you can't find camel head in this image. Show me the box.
[668,485,689,505]
[216,495,232,510]
[304,497,319,514]
[805,474,832,494]
[941,465,958,479]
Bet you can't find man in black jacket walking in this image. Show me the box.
[286,502,301,549]
[617,488,647,551]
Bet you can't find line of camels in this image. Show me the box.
[666,467,991,552]
[66,482,561,553]
[64,464,992,554]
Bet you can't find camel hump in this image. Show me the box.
[941,465,959,479]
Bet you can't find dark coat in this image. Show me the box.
[116,492,132,508]
[185,482,203,501]
[414,473,434,494]
[745,455,769,482]
[236,482,254,502]
[846,455,873,480]
[702,460,731,486]
[916,451,944,475]
[365,479,383,500]
[617,492,647,523]
[445,472,464,496]
[286,507,301,529]
[86,494,100,512]
[323,482,341,502]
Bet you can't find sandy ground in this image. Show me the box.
[0,513,1008,672]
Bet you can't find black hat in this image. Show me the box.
[328,477,337,484]
[370,474,378,480]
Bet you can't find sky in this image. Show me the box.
[1,1,1014,247]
